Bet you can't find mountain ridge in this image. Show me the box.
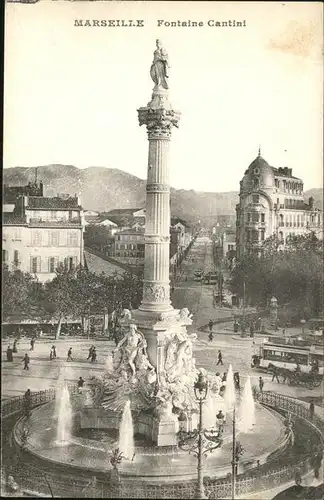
[3,165,322,223]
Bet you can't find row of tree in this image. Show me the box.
[230,233,323,321]
[3,264,143,337]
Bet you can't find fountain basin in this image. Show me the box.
[13,400,289,483]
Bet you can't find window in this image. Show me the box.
[252,212,259,223]
[48,257,59,273]
[30,256,41,273]
[14,250,20,267]
[50,231,60,246]
[279,231,284,241]
[2,249,8,263]
[14,228,22,240]
[261,213,265,223]
[252,195,259,204]
[32,231,42,246]
[67,232,78,247]
[260,229,265,241]
[252,231,259,243]
[247,213,251,222]
[64,256,77,271]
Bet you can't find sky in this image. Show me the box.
[3,1,323,192]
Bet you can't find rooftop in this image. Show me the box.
[105,208,142,216]
[115,228,145,235]
[26,196,82,210]
[84,251,125,277]
[272,166,301,180]
[3,213,27,225]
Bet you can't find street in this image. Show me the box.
[2,236,323,407]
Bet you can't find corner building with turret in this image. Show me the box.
[236,151,322,259]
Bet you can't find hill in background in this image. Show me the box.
[3,165,322,224]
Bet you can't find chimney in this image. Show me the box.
[309,196,314,210]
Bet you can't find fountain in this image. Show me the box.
[238,376,256,433]
[55,376,73,445]
[118,400,135,461]
[105,352,114,372]
[223,364,236,412]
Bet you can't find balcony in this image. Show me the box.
[29,217,82,226]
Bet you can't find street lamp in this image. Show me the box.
[231,406,244,500]
[178,373,223,499]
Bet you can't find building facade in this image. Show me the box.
[236,151,322,259]
[114,227,145,266]
[3,186,85,283]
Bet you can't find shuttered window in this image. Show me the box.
[30,256,41,273]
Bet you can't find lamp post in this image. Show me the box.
[178,373,224,499]
[231,406,244,500]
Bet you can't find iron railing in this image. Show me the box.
[1,389,323,498]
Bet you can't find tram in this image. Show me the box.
[251,339,324,375]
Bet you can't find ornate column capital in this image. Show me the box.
[137,107,181,140]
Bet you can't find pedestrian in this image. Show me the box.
[7,475,19,494]
[87,345,94,361]
[67,347,73,362]
[91,347,97,363]
[50,348,53,361]
[30,338,35,351]
[51,345,57,359]
[249,323,255,338]
[271,367,280,384]
[259,376,264,393]
[23,388,32,418]
[282,328,286,336]
[234,372,240,390]
[215,372,222,386]
[77,377,85,390]
[216,410,225,431]
[208,320,213,333]
[7,345,13,362]
[208,331,213,342]
[309,401,315,421]
[216,350,223,366]
[23,353,30,370]
[13,339,18,354]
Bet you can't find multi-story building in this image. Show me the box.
[3,183,85,282]
[222,231,236,263]
[114,227,145,267]
[236,150,322,259]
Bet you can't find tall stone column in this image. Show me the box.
[132,40,182,369]
[138,92,180,313]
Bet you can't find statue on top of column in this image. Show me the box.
[150,39,169,90]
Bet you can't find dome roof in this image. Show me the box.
[248,155,271,171]
[242,153,275,191]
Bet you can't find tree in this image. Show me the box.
[43,264,79,338]
[2,265,44,321]
[84,225,114,253]
[230,233,323,319]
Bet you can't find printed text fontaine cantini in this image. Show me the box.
[74,19,247,28]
